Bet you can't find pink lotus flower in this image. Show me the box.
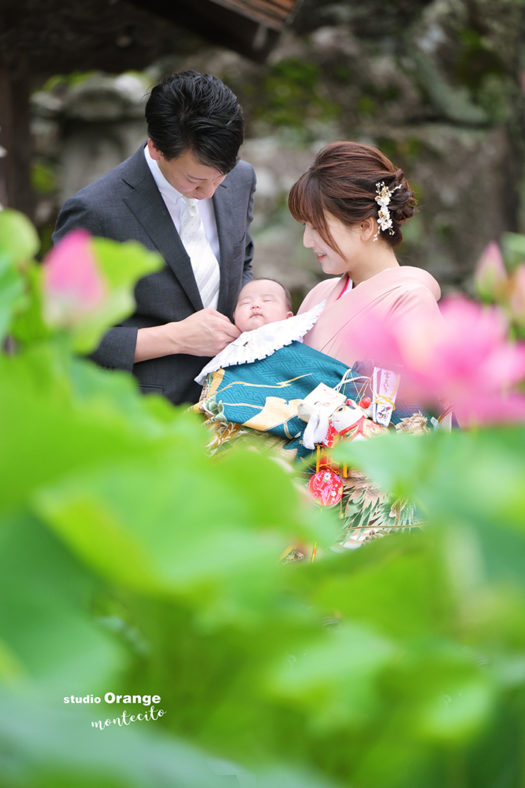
[356,296,525,427]
[43,230,107,326]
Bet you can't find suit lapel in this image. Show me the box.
[121,149,203,312]
[213,182,235,314]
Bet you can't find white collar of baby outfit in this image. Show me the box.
[195,301,326,385]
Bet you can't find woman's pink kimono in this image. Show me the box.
[298,266,442,367]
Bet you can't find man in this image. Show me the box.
[52,70,256,405]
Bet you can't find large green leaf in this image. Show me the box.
[34,437,327,600]
[0,258,25,341]
[0,209,39,266]
[0,354,161,516]
[0,513,123,694]
[0,689,256,788]
[0,210,38,341]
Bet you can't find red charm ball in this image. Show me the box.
[308,468,344,507]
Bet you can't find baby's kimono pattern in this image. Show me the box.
[195,341,369,460]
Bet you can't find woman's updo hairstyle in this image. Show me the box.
[288,141,416,253]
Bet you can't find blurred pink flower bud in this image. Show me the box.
[43,230,106,326]
[508,264,525,328]
[473,241,507,301]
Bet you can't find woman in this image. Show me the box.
[289,141,442,367]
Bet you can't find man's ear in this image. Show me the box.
[360,217,376,242]
[147,138,162,161]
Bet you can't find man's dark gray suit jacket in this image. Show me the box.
[52,144,256,405]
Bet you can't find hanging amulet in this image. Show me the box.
[308,468,343,507]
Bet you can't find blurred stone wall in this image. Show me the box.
[31,0,525,307]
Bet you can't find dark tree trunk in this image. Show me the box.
[0,64,35,220]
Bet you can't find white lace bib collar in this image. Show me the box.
[195,301,325,385]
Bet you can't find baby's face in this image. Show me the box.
[234,280,293,333]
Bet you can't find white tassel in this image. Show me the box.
[302,407,331,450]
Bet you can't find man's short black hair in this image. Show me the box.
[145,70,244,174]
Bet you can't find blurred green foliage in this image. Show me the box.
[42,71,105,91]
[252,57,340,137]
[31,161,57,196]
[1,210,525,786]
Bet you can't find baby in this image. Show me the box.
[195,278,329,385]
[195,277,324,385]
[193,275,367,464]
[232,278,293,333]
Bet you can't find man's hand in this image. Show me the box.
[134,308,240,362]
[171,308,240,356]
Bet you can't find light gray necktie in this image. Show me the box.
[179,197,220,309]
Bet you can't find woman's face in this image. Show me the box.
[302,212,363,276]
